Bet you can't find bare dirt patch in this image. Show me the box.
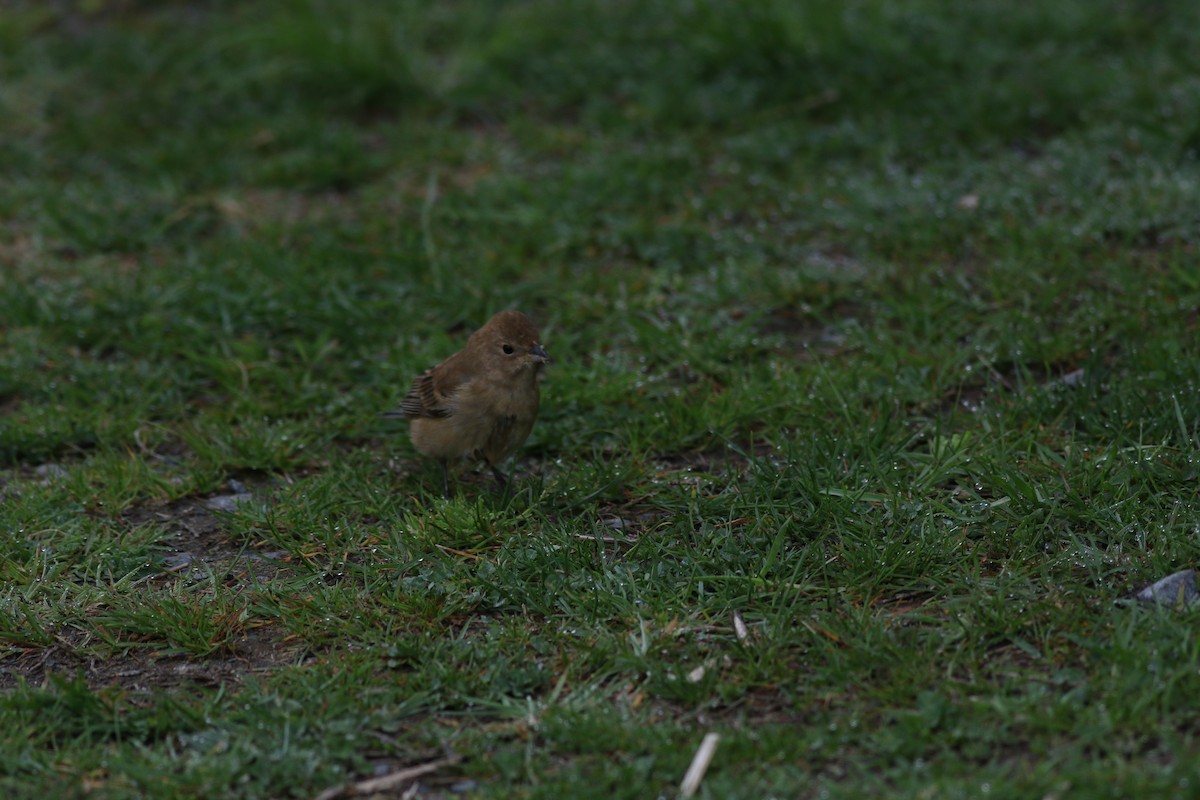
[126,484,295,583]
[0,623,302,693]
[759,301,864,358]
[0,489,307,693]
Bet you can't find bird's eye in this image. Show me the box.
[502,344,515,355]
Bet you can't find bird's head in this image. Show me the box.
[472,310,551,376]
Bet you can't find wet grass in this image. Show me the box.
[2,1,1200,797]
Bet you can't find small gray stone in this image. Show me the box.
[204,493,253,512]
[34,464,68,480]
[1060,368,1086,387]
[1136,569,1200,607]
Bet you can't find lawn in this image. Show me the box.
[2,1,1200,797]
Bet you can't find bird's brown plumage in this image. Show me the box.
[385,310,550,494]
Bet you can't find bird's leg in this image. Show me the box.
[490,464,509,490]
[439,460,450,499]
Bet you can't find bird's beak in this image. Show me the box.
[530,343,551,364]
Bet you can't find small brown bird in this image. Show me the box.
[383,310,550,496]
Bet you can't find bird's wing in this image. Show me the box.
[396,352,473,419]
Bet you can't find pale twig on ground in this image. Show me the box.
[313,754,461,800]
[679,733,720,798]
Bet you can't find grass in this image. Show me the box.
[2,0,1200,797]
